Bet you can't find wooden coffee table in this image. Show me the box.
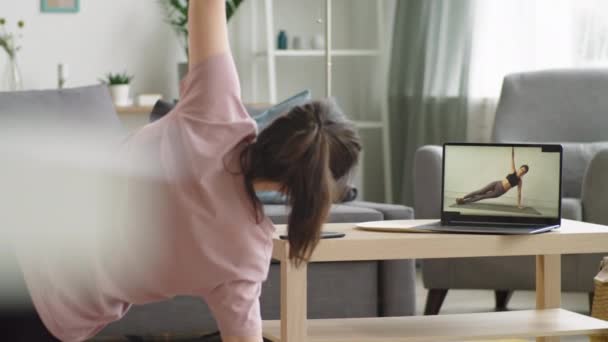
[262,219,608,342]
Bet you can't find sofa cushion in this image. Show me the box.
[561,142,608,198]
[264,204,383,224]
[256,184,359,205]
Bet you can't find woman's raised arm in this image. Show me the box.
[511,147,516,172]
[188,0,230,68]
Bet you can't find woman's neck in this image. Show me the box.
[253,180,282,192]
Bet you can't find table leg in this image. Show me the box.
[536,254,562,342]
[281,258,307,342]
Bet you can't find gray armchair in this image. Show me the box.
[414,69,608,315]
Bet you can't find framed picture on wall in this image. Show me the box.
[41,0,80,13]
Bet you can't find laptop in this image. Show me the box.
[418,143,563,235]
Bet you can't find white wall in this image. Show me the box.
[0,0,183,100]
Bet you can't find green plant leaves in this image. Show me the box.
[226,0,244,20]
[100,72,134,85]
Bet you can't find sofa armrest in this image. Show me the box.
[413,145,443,219]
[582,148,608,225]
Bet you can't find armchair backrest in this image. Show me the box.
[493,69,608,143]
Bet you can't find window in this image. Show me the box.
[469,0,608,98]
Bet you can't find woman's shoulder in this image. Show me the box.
[177,53,245,122]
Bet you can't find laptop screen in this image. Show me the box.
[442,144,562,223]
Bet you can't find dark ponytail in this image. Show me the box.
[284,107,333,264]
[241,100,361,265]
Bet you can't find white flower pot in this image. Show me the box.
[109,84,131,107]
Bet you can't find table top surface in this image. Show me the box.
[271,219,608,262]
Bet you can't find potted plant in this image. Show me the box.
[101,72,134,107]
[160,0,245,81]
[0,18,25,91]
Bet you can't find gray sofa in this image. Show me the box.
[0,85,416,337]
[414,69,608,315]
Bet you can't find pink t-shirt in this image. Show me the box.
[19,53,275,341]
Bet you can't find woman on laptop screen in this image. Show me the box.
[456,147,529,209]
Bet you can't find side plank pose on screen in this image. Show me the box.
[5,1,361,341]
[456,147,529,209]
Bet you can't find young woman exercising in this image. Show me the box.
[456,147,529,209]
[4,1,361,341]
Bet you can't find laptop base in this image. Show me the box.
[415,222,560,235]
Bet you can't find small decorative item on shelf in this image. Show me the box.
[57,63,69,89]
[292,35,303,50]
[100,72,134,107]
[0,18,25,91]
[311,34,325,50]
[278,30,288,50]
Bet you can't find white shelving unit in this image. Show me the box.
[256,49,381,58]
[251,0,393,203]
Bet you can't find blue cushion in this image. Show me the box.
[253,90,312,132]
[256,191,288,204]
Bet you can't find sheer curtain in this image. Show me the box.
[388,0,475,205]
[389,0,608,205]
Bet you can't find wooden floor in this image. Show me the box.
[413,268,591,342]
